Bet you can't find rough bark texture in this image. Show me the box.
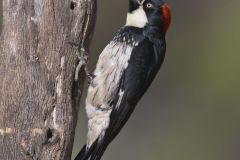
[0,0,96,159]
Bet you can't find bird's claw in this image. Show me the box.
[86,72,95,85]
[69,41,93,83]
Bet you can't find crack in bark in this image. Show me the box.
[51,0,56,24]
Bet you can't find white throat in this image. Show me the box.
[125,6,148,28]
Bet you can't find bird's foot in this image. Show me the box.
[69,42,93,84]
[85,69,95,85]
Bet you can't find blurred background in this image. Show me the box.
[1,0,240,160]
[73,0,240,160]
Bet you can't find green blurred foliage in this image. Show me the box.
[1,0,239,159]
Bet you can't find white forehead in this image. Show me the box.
[137,0,146,5]
[125,6,148,28]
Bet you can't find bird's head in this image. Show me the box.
[126,0,171,33]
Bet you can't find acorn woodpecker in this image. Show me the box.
[75,0,171,159]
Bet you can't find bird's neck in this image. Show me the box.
[143,25,165,40]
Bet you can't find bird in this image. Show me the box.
[75,0,171,159]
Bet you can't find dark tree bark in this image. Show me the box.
[0,0,96,159]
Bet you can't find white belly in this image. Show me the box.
[85,41,133,147]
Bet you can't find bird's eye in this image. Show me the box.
[146,3,153,8]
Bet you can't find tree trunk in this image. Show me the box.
[0,0,96,159]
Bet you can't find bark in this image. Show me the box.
[0,0,96,159]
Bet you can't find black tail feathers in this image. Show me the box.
[89,142,107,160]
[74,138,108,160]
[74,143,96,160]
[74,145,87,160]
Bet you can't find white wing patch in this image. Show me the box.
[116,89,124,110]
[85,41,133,147]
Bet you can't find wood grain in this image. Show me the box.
[0,0,96,159]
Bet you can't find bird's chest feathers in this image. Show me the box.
[87,42,133,108]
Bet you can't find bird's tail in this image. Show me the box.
[74,145,88,160]
[74,143,96,160]
[89,138,108,160]
[74,138,108,160]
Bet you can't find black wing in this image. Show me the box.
[89,37,166,160]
